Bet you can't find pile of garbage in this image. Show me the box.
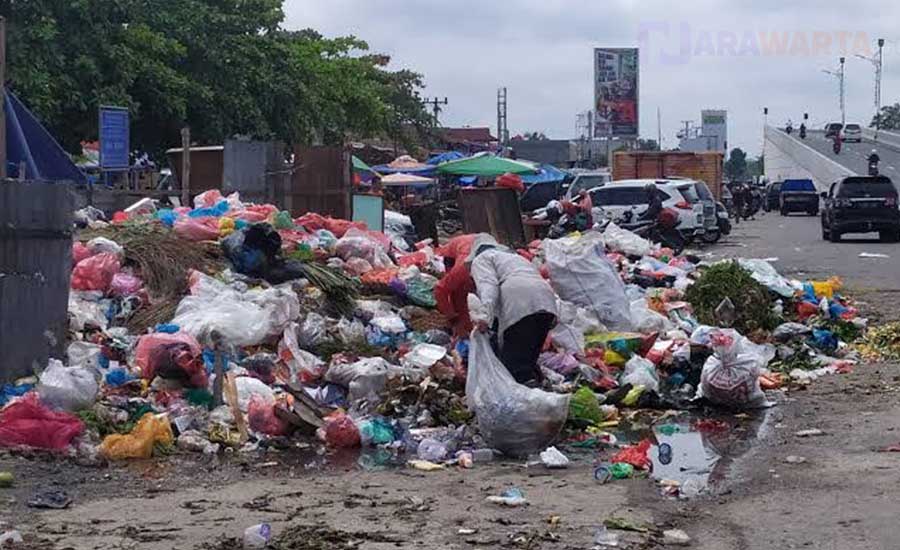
[0,190,870,473]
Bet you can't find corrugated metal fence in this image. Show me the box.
[0,180,73,381]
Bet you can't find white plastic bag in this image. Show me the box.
[465,332,570,457]
[68,294,109,331]
[543,234,632,330]
[325,357,415,403]
[736,258,797,298]
[86,237,124,258]
[630,299,673,333]
[337,318,366,345]
[621,355,660,392]
[549,300,604,354]
[235,376,275,412]
[37,359,99,411]
[697,329,771,409]
[402,343,447,368]
[370,313,406,334]
[278,322,325,383]
[299,312,329,348]
[66,341,103,371]
[603,222,653,257]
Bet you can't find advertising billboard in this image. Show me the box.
[99,106,130,170]
[594,48,639,137]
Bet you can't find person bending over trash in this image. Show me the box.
[466,234,558,385]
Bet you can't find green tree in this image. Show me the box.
[635,138,659,151]
[871,103,900,130]
[1,1,433,157]
[725,147,748,180]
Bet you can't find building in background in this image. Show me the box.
[678,109,727,152]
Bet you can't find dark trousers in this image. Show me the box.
[493,312,555,384]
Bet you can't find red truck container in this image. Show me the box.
[612,151,725,199]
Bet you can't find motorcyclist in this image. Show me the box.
[786,120,794,134]
[639,183,663,221]
[832,132,842,154]
[868,149,880,175]
[799,122,807,138]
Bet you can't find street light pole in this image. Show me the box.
[858,38,885,138]
[822,56,847,126]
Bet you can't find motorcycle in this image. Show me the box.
[832,139,842,155]
[785,124,793,135]
[799,125,807,139]
[869,161,880,176]
[715,201,732,236]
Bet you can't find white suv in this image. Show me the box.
[842,123,862,143]
[588,179,706,238]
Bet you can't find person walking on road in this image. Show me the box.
[731,184,745,224]
[467,234,558,385]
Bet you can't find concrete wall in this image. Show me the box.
[764,126,857,190]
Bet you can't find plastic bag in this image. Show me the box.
[100,413,173,460]
[278,322,325,384]
[71,253,121,292]
[0,393,84,451]
[325,357,397,403]
[72,241,92,265]
[109,272,143,297]
[371,314,406,334]
[772,322,812,342]
[66,341,103,371]
[68,295,109,331]
[174,217,221,241]
[465,332,570,456]
[620,356,660,393]
[345,257,374,276]
[248,395,290,436]
[611,439,652,469]
[36,359,98,412]
[335,228,393,268]
[568,386,604,426]
[193,189,224,209]
[299,313,328,349]
[86,237,124,258]
[603,222,653,257]
[322,411,361,448]
[630,299,673,333]
[736,259,796,298]
[358,417,395,446]
[235,376,275,412]
[134,332,206,387]
[697,329,771,409]
[544,234,632,330]
[337,318,366,345]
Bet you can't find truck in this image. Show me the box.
[612,151,725,199]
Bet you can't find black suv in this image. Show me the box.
[821,176,900,242]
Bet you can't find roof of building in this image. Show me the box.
[440,127,497,144]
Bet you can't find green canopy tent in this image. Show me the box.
[352,155,379,176]
[435,153,539,177]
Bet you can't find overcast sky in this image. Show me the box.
[287,0,898,156]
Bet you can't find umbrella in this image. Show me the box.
[373,154,435,175]
[436,153,539,177]
[352,155,378,175]
[380,172,435,186]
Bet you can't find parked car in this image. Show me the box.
[842,123,862,143]
[780,178,819,215]
[824,122,843,139]
[764,181,782,212]
[589,179,705,240]
[520,181,562,213]
[821,175,900,242]
[563,171,610,201]
[691,180,720,243]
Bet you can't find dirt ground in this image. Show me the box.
[5,214,900,549]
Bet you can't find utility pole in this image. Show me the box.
[180,127,191,207]
[423,97,448,125]
[822,56,846,126]
[0,17,7,179]
[657,107,662,150]
[856,38,885,137]
[496,87,508,146]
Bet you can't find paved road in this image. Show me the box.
[796,129,900,178]
[703,210,900,291]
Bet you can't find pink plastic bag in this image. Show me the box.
[324,218,367,238]
[71,253,121,292]
[0,393,84,451]
[134,332,207,387]
[193,189,223,209]
[248,395,290,436]
[174,217,220,241]
[72,241,92,265]
[109,272,143,297]
[611,439,652,470]
[323,411,360,448]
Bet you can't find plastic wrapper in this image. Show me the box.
[620,356,660,393]
[0,393,84,451]
[465,332,570,457]
[697,329,772,409]
[109,272,143,297]
[134,332,207,387]
[772,322,812,342]
[544,234,632,330]
[36,360,98,412]
[86,237,124,257]
[71,253,121,292]
[278,322,325,384]
[248,395,290,436]
[100,413,173,460]
[603,222,653,257]
[174,217,221,241]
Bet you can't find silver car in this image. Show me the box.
[843,123,862,143]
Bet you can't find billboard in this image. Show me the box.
[594,48,639,137]
[99,106,130,170]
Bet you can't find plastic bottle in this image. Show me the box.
[243,523,271,548]
[593,526,620,547]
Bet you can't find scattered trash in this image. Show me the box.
[0,530,23,545]
[407,460,445,472]
[486,487,527,507]
[859,252,890,259]
[795,429,825,438]
[593,525,621,547]
[539,446,570,469]
[243,523,272,548]
[0,471,13,488]
[27,489,72,509]
[662,528,692,546]
[784,455,807,464]
[603,516,649,533]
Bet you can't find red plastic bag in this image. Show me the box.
[436,234,477,260]
[109,272,143,297]
[71,252,121,292]
[134,332,207,387]
[496,173,525,192]
[294,212,327,231]
[72,241,92,265]
[323,411,360,448]
[611,439,652,470]
[361,268,399,286]
[796,301,819,320]
[174,217,220,241]
[323,218,367,238]
[397,250,429,268]
[0,393,84,451]
[248,395,291,436]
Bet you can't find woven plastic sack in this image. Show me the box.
[101,413,173,460]
[466,332,569,456]
[71,253,121,292]
[697,329,771,409]
[0,393,84,451]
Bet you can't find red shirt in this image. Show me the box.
[435,261,476,338]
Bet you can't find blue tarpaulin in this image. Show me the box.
[427,151,467,165]
[522,164,568,186]
[6,91,86,183]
